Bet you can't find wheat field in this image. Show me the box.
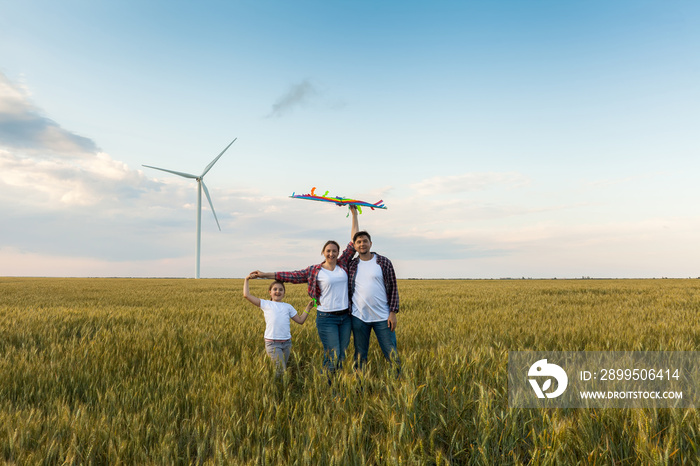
[1,277,699,464]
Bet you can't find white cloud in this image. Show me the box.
[0,149,158,207]
[0,72,98,156]
[0,74,31,114]
[0,72,150,208]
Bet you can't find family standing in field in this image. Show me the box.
[242,206,400,376]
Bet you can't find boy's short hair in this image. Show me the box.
[353,231,372,243]
[268,280,286,292]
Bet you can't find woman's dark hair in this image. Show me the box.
[321,240,340,253]
[268,280,286,292]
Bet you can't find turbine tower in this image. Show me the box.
[143,138,237,279]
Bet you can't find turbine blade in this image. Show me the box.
[201,180,221,231]
[142,165,198,179]
[201,137,237,177]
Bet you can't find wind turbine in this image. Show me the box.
[143,137,237,279]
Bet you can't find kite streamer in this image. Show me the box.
[290,187,387,214]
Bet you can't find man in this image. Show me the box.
[348,228,400,373]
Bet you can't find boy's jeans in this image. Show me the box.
[351,315,400,373]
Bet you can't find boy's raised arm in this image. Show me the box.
[243,274,261,307]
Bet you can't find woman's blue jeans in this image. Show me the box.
[351,315,400,373]
[315,311,352,373]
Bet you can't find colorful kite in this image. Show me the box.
[290,187,386,213]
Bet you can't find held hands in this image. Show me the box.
[248,270,262,279]
[304,300,315,314]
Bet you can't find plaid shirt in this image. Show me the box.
[348,252,399,314]
[275,242,355,303]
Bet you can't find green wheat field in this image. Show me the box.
[1,277,699,464]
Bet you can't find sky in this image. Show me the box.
[1,0,699,279]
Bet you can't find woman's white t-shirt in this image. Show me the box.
[317,266,349,312]
[260,299,298,340]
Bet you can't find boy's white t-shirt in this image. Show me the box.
[317,266,349,311]
[260,299,298,340]
[351,255,390,322]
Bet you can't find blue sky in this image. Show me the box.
[1,0,699,278]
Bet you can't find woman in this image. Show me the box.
[251,207,359,373]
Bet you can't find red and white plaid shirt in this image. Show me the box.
[274,242,355,303]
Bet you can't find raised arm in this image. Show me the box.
[243,275,261,307]
[350,205,359,241]
[250,270,275,279]
[336,206,359,268]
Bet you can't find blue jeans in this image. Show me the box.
[315,311,352,373]
[351,315,400,373]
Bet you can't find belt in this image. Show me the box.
[318,308,349,316]
[265,339,291,343]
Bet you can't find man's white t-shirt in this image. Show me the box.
[317,266,349,312]
[260,299,298,340]
[351,255,390,322]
